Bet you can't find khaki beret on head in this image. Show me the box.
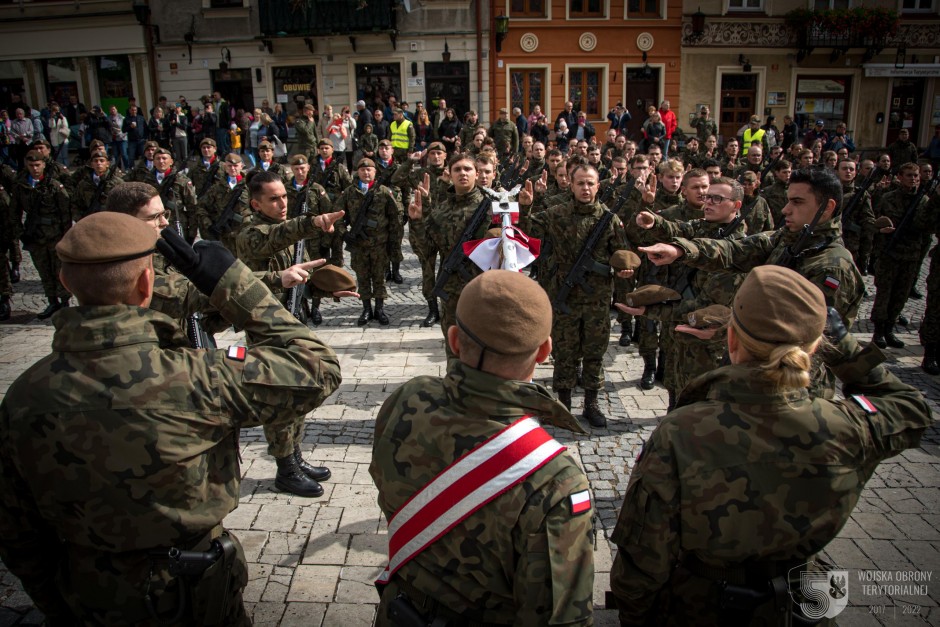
[732,265,825,345]
[687,304,731,329]
[873,216,893,230]
[89,150,110,160]
[153,147,172,157]
[89,139,107,150]
[56,212,157,264]
[456,270,551,356]
[356,158,376,169]
[309,265,357,293]
[427,142,446,153]
[378,139,392,147]
[289,154,308,166]
[258,140,274,149]
[144,140,160,150]
[610,250,641,271]
[25,150,44,162]
[200,137,217,147]
[317,139,332,148]
[624,285,681,307]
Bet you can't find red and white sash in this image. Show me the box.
[376,416,565,585]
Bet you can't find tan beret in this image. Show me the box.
[317,139,332,148]
[89,139,107,150]
[456,270,551,356]
[153,147,172,157]
[289,154,308,166]
[873,216,893,229]
[686,304,731,329]
[56,212,157,264]
[731,265,825,345]
[200,137,217,147]
[486,227,502,239]
[258,140,274,149]
[427,142,446,153]
[25,150,44,162]
[89,150,110,160]
[309,265,356,293]
[378,139,392,147]
[610,250,641,271]
[144,140,160,150]
[624,285,681,307]
[356,158,376,169]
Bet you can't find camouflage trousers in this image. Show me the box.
[552,301,610,390]
[614,275,636,331]
[635,316,661,359]
[28,243,69,300]
[0,242,11,297]
[6,238,21,266]
[388,226,404,265]
[408,222,437,301]
[263,414,305,459]
[843,228,872,274]
[872,253,921,323]
[920,250,940,345]
[351,244,389,300]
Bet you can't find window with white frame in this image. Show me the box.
[727,0,762,10]
[813,0,851,9]
[900,0,935,12]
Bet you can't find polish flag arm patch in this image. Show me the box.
[823,276,840,290]
[227,345,247,361]
[851,394,878,414]
[570,490,592,516]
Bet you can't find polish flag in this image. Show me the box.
[570,490,591,515]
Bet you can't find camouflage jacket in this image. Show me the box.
[235,210,322,275]
[609,334,930,626]
[0,261,341,623]
[196,178,251,249]
[247,161,292,186]
[123,160,157,186]
[761,179,788,228]
[292,117,320,155]
[692,116,718,142]
[154,168,197,220]
[71,168,124,218]
[311,157,352,201]
[12,173,73,247]
[840,183,874,245]
[529,198,630,304]
[334,182,402,250]
[0,184,11,246]
[392,161,446,256]
[490,119,519,154]
[286,179,339,264]
[874,187,931,261]
[458,121,481,148]
[739,195,775,234]
[426,186,490,298]
[185,156,224,198]
[370,360,593,626]
[652,189,681,214]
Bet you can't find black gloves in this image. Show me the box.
[157,227,236,296]
[824,306,848,342]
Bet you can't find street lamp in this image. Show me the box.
[495,13,509,53]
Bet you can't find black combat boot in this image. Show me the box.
[667,389,677,412]
[583,389,607,428]
[556,388,572,411]
[576,362,583,388]
[9,264,19,283]
[275,455,324,497]
[374,299,390,325]
[872,322,887,349]
[922,343,940,375]
[910,285,924,300]
[898,314,909,326]
[631,321,641,343]
[422,299,440,327]
[640,354,656,390]
[357,300,373,326]
[655,349,666,383]
[386,263,394,280]
[391,262,403,284]
[310,306,323,326]
[60,296,71,308]
[294,445,331,481]
[884,321,905,349]
[36,299,61,320]
[619,321,632,347]
[0,295,10,321]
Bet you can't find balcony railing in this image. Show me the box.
[805,23,886,48]
[259,0,396,37]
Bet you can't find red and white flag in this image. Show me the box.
[463,228,541,272]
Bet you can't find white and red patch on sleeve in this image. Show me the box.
[823,276,840,290]
[569,490,592,516]
[851,394,878,414]
[227,345,247,361]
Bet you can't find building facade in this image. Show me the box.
[489,0,683,137]
[680,0,940,149]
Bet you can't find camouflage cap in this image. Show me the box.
[427,141,446,153]
[873,216,893,229]
[624,285,681,307]
[456,270,551,356]
[56,212,157,264]
[686,304,731,329]
[732,265,825,345]
[609,250,641,271]
[309,265,357,293]
[200,137,217,147]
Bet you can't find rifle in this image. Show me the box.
[198,160,221,198]
[432,193,492,301]
[158,170,180,214]
[499,156,524,189]
[759,157,780,184]
[174,218,213,349]
[774,195,833,270]
[840,166,887,234]
[884,170,940,255]
[285,188,310,321]
[87,165,118,215]
[207,182,246,240]
[342,186,379,251]
[552,210,615,315]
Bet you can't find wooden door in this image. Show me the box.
[623,67,659,142]
[719,74,757,144]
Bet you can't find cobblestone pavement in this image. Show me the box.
[0,230,938,626]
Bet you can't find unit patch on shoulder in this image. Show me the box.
[823,276,840,290]
[851,394,878,414]
[570,490,592,516]
[227,345,247,361]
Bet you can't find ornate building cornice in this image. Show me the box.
[682,19,940,49]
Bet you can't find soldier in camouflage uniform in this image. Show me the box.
[123,140,159,185]
[761,159,791,228]
[370,270,594,627]
[652,160,683,213]
[836,158,875,273]
[490,107,520,155]
[0,212,341,625]
[731,142,764,180]
[0,181,12,320]
[12,150,75,318]
[335,158,402,326]
[292,103,320,159]
[736,170,775,233]
[196,153,250,254]
[30,139,72,191]
[610,265,930,626]
[719,138,740,177]
[151,148,198,243]
[71,149,123,219]
[287,154,335,325]
[641,168,864,399]
[624,177,747,408]
[236,170,348,496]
[310,139,352,203]
[374,139,406,283]
[527,164,633,428]
[871,162,931,349]
[186,137,223,205]
[394,142,449,326]
[247,140,291,185]
[1,164,21,286]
